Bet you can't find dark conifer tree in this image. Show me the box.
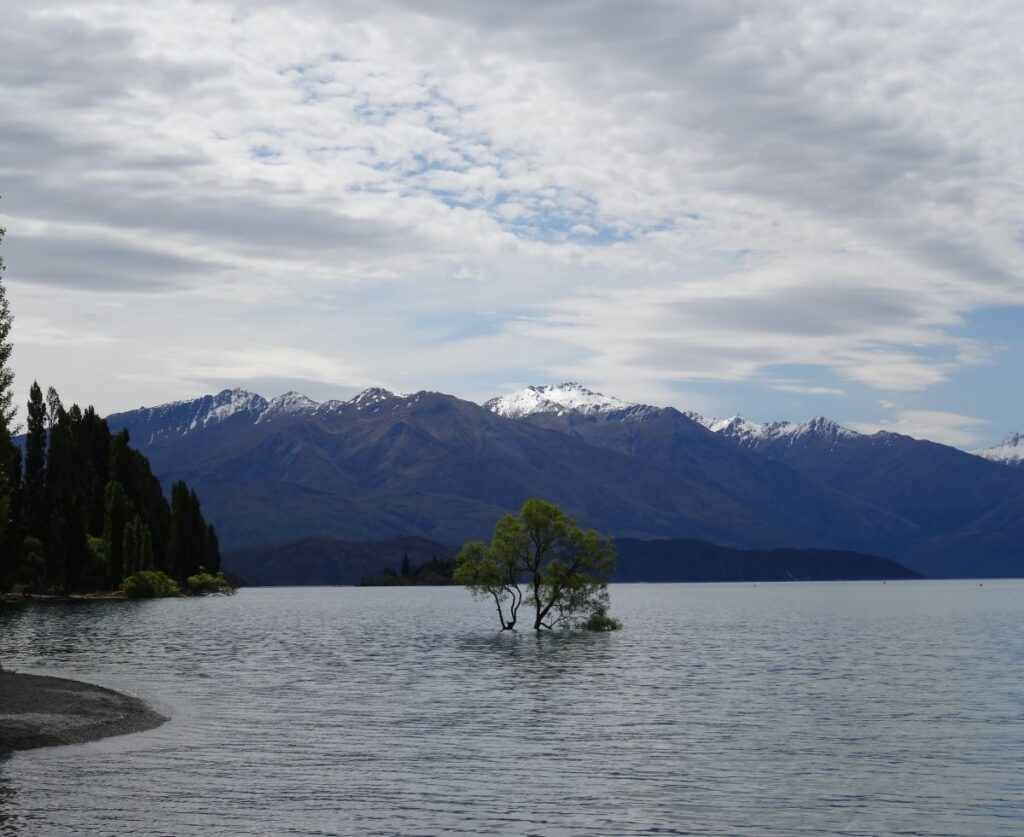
[104,480,129,584]
[24,382,47,541]
[43,398,73,589]
[167,481,191,582]
[0,223,17,588]
[205,524,221,574]
[123,514,146,578]
[0,224,13,432]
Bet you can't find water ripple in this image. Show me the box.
[1,581,1023,835]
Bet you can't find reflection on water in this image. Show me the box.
[1,581,1023,835]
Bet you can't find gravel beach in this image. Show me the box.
[0,671,167,757]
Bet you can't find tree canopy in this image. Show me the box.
[454,498,620,631]
[0,384,221,594]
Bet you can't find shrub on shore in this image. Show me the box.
[185,569,237,596]
[123,571,180,599]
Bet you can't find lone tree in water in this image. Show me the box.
[454,498,620,631]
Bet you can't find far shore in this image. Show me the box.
[0,670,167,758]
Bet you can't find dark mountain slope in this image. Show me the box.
[108,389,916,555]
[726,427,1024,535]
[224,534,921,586]
[613,538,922,582]
[514,405,919,553]
[900,495,1024,578]
[225,535,455,586]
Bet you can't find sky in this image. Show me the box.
[1,0,1022,449]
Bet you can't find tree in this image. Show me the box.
[23,382,47,540]
[454,498,619,631]
[167,480,217,583]
[0,223,17,587]
[104,480,129,583]
[0,223,14,432]
[123,514,154,578]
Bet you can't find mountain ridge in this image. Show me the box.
[103,383,1024,577]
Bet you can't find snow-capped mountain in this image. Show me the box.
[112,388,271,444]
[691,414,861,452]
[101,382,1024,578]
[111,387,415,444]
[484,382,661,423]
[485,382,632,418]
[487,385,862,452]
[972,432,1024,467]
[256,391,319,423]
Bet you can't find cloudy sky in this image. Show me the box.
[2,0,1022,448]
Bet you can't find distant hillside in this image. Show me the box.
[107,383,1024,578]
[225,535,920,586]
[107,388,917,557]
[613,539,922,582]
[224,536,456,586]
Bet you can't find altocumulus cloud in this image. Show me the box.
[0,0,1021,441]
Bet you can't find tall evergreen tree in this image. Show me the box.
[204,524,221,574]
[0,223,14,432]
[123,514,153,578]
[0,220,18,588]
[103,480,129,584]
[24,382,47,541]
[167,481,191,582]
[167,481,218,581]
[45,386,62,429]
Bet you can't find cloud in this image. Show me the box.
[1,0,1022,425]
[770,382,845,396]
[851,408,990,449]
[5,228,216,292]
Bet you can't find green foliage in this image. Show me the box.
[122,514,154,578]
[455,539,522,629]
[122,570,180,599]
[83,536,111,591]
[455,498,619,631]
[583,605,622,632]
[365,556,455,586]
[1,384,220,594]
[168,482,221,584]
[185,568,237,596]
[103,480,129,582]
[16,537,46,591]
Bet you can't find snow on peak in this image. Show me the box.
[347,387,414,410]
[692,412,859,448]
[352,387,397,405]
[269,391,319,411]
[197,389,268,428]
[485,383,639,419]
[257,391,320,422]
[972,432,1024,466]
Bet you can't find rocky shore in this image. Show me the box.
[0,670,167,758]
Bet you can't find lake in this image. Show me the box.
[1,581,1023,835]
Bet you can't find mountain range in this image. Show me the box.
[105,383,1024,578]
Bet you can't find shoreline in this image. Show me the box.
[0,671,167,758]
[1,592,125,602]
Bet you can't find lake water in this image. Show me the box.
[1,581,1023,836]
